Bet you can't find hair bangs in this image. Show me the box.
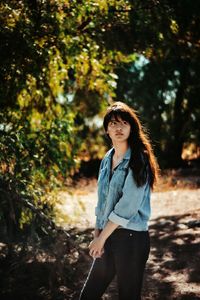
[104,109,132,130]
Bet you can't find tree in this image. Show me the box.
[114,0,200,167]
[0,0,134,238]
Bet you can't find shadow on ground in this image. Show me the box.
[0,212,200,300]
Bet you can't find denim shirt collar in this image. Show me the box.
[103,146,131,174]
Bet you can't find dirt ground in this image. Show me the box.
[0,170,200,300]
[53,172,200,300]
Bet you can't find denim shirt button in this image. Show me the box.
[129,233,133,237]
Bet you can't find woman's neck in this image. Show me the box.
[112,142,129,158]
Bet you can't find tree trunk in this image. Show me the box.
[164,63,189,168]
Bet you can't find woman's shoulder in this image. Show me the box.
[104,147,114,158]
[99,148,113,170]
[99,148,114,170]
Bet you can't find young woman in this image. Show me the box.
[79,101,159,300]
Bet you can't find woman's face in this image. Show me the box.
[107,116,131,144]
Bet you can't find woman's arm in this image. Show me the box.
[93,228,100,238]
[89,221,119,258]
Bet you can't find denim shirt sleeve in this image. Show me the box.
[108,168,148,227]
[95,158,105,228]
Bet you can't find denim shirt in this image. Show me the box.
[95,147,151,231]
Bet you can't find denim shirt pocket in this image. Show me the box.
[110,167,128,191]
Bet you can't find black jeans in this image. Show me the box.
[79,228,150,300]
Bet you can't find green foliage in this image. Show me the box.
[0,0,133,238]
[0,105,81,237]
[115,0,200,167]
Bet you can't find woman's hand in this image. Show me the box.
[89,221,119,258]
[89,236,105,258]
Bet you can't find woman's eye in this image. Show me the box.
[123,121,127,125]
[110,121,116,125]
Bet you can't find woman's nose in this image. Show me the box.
[116,123,123,129]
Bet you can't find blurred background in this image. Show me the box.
[0,1,200,299]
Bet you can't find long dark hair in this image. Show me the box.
[103,102,159,189]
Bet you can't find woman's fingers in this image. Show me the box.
[90,249,105,258]
[88,241,93,249]
[88,237,105,258]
